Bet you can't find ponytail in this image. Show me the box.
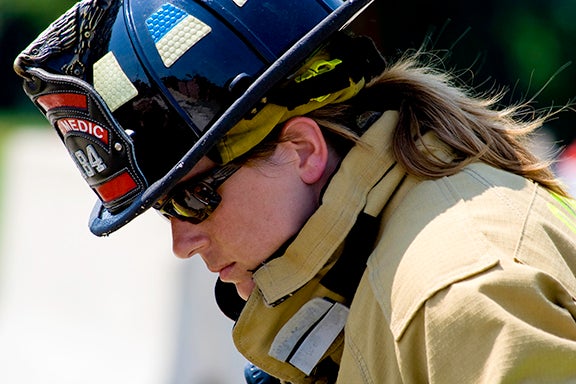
[309,50,570,196]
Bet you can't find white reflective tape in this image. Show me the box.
[268,298,349,375]
[269,298,333,362]
[155,14,211,67]
[93,52,138,112]
[289,302,349,375]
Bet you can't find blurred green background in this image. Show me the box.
[1,0,576,159]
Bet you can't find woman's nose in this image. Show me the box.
[170,218,208,259]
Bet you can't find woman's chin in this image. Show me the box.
[235,279,256,301]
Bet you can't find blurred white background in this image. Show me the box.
[0,128,247,384]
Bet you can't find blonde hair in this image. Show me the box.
[307,50,570,197]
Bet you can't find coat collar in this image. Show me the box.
[252,110,402,305]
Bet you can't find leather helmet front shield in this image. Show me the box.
[25,68,147,214]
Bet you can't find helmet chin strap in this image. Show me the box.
[214,278,246,322]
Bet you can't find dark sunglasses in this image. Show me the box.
[154,163,241,224]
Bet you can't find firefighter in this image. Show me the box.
[14,0,576,382]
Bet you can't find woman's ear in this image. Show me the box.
[279,117,329,184]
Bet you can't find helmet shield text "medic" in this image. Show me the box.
[14,0,373,236]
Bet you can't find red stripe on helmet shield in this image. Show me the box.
[94,172,138,203]
[36,93,88,112]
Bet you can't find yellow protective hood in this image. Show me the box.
[213,32,387,164]
[215,76,364,164]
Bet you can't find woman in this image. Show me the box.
[172,46,576,384]
[14,0,576,382]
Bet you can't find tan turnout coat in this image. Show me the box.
[232,111,576,383]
